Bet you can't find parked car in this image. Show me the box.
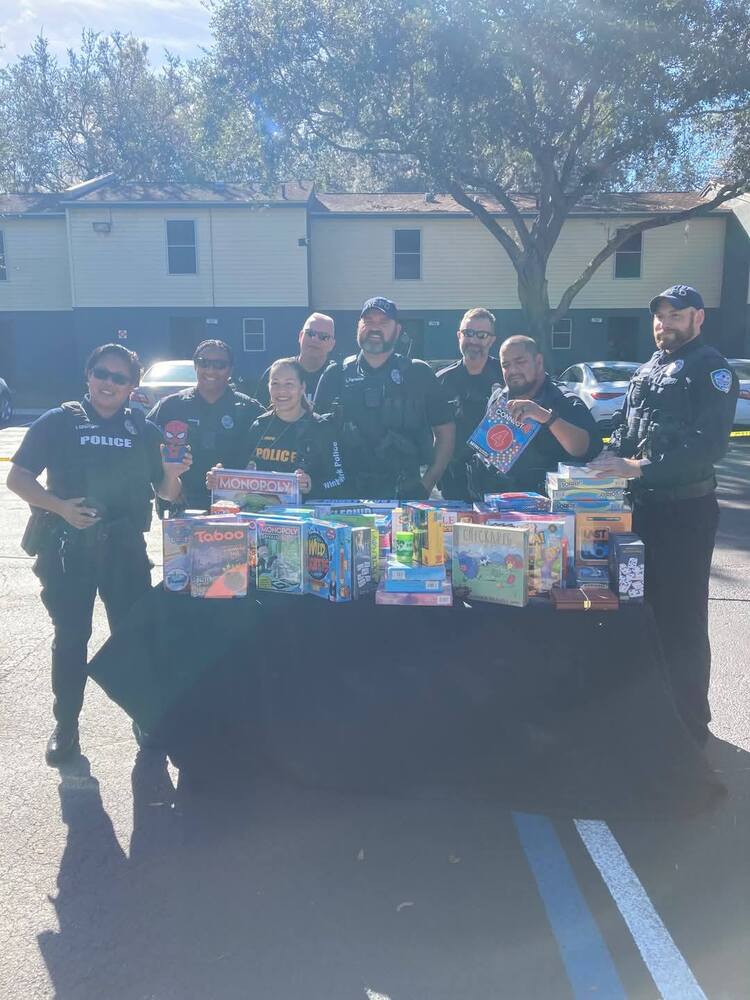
[557,361,640,429]
[0,376,13,426]
[728,359,750,427]
[129,360,197,412]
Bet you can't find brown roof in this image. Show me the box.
[72,180,314,205]
[0,193,65,216]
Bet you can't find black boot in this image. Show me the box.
[45,724,80,766]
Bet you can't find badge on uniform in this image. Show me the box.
[221,414,235,429]
[665,360,684,376]
[710,369,732,393]
[391,369,402,384]
[124,419,137,435]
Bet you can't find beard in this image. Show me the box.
[654,314,699,352]
[506,376,536,399]
[359,330,398,355]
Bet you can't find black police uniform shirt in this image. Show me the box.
[617,335,739,491]
[148,386,263,509]
[243,410,347,496]
[255,358,333,409]
[437,357,501,462]
[12,397,164,529]
[469,375,602,496]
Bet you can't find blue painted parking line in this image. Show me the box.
[512,811,627,999]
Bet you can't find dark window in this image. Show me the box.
[560,366,582,383]
[614,230,642,279]
[552,318,572,350]
[0,231,6,280]
[243,318,266,352]
[166,220,197,274]
[394,229,421,279]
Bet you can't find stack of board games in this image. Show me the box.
[210,468,300,512]
[608,532,645,603]
[376,503,451,605]
[190,521,250,598]
[452,523,530,607]
[469,389,541,473]
[546,464,629,514]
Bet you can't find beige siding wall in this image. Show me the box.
[0,218,71,310]
[69,206,309,307]
[311,215,726,310]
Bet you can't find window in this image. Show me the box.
[560,366,582,383]
[614,229,642,279]
[552,318,572,350]
[166,220,197,274]
[243,318,266,352]
[0,231,6,281]
[394,229,421,279]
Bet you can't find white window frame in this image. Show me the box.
[394,228,422,280]
[0,230,7,281]
[243,317,266,352]
[165,219,198,275]
[613,228,643,280]
[552,318,572,350]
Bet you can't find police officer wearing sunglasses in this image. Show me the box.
[148,339,263,511]
[8,344,190,765]
[255,313,337,408]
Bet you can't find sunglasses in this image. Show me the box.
[460,328,494,340]
[303,329,333,342]
[90,366,131,386]
[195,357,230,370]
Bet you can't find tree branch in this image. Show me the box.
[447,182,522,266]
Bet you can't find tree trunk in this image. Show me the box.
[515,252,554,364]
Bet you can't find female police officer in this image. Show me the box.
[8,344,190,765]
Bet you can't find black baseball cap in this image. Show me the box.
[649,285,704,313]
[360,296,398,320]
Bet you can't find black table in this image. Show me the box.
[89,588,724,819]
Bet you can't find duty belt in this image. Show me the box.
[632,476,716,504]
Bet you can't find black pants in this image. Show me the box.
[34,525,152,729]
[633,493,719,741]
[438,460,472,502]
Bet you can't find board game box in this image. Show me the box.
[189,522,249,598]
[452,523,530,607]
[162,514,199,593]
[351,526,377,598]
[304,520,352,602]
[375,578,453,606]
[210,469,300,512]
[385,555,446,582]
[255,518,305,593]
[327,512,381,581]
[609,532,645,603]
[468,389,541,474]
[573,565,611,588]
[404,503,445,566]
[575,512,633,565]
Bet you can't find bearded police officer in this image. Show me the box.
[148,339,262,511]
[8,344,190,764]
[314,297,455,500]
[437,307,501,500]
[590,285,739,745]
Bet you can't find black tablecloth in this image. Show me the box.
[89,588,724,819]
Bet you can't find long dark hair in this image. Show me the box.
[268,357,312,413]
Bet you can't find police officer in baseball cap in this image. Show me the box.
[590,284,739,744]
[314,297,455,500]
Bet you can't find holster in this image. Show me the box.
[21,509,65,558]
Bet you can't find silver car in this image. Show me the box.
[129,360,197,412]
[0,376,13,426]
[728,360,750,427]
[557,361,640,429]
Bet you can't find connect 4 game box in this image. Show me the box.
[468,389,541,474]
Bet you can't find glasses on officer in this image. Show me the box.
[90,366,131,386]
[459,328,494,341]
[303,329,333,342]
[195,356,230,370]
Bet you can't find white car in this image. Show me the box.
[129,360,197,413]
[557,361,639,428]
[728,359,750,426]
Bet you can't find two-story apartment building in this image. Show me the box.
[1,175,748,396]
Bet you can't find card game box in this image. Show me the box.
[375,578,453,606]
[211,469,300,512]
[304,520,352,602]
[575,512,633,565]
[405,503,445,566]
[256,518,305,594]
[189,521,249,598]
[609,532,645,603]
[468,390,541,474]
[452,523,530,607]
[351,526,376,598]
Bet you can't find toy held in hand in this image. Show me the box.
[163,420,189,462]
[469,389,541,474]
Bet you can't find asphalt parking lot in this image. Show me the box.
[1,424,749,1000]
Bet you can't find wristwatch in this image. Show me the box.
[544,408,560,429]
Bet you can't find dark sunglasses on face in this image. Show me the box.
[303,329,333,342]
[90,366,131,386]
[195,357,230,370]
[460,328,493,341]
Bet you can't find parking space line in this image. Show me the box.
[513,812,627,999]
[575,819,707,1000]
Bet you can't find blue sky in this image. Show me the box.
[0,0,212,66]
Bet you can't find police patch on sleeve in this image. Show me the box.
[221,414,235,429]
[710,369,732,393]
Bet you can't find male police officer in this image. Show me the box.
[590,285,738,745]
[314,297,455,500]
[469,335,602,497]
[437,307,501,500]
[256,313,336,407]
[148,339,262,511]
[8,344,189,764]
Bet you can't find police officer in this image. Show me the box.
[255,313,337,408]
[590,285,738,745]
[7,344,190,764]
[437,307,501,500]
[148,339,263,511]
[469,335,602,497]
[314,297,455,500]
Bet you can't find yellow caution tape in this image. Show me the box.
[603,429,749,444]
